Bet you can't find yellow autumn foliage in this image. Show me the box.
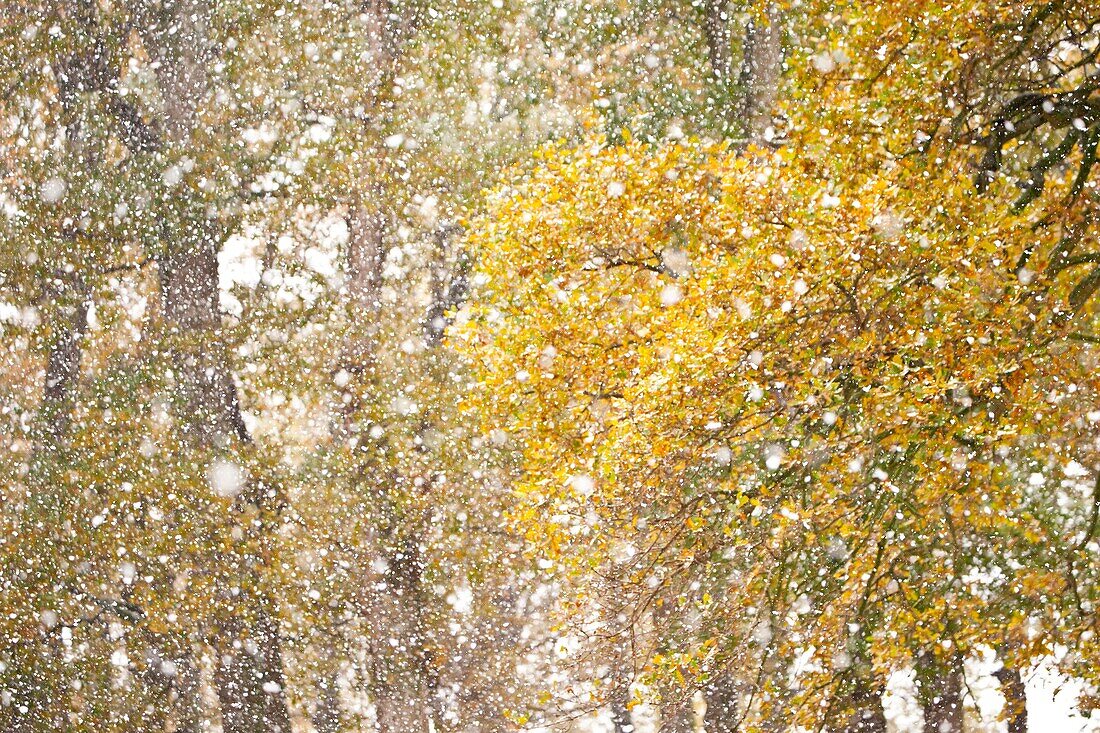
[457,2,1100,724]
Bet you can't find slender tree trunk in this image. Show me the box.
[158,228,291,733]
[156,177,290,733]
[424,224,469,346]
[367,391,440,732]
[608,624,634,733]
[839,677,888,733]
[30,0,97,486]
[339,204,436,733]
[26,275,89,513]
[174,651,205,733]
[135,635,204,732]
[661,699,695,733]
[157,221,291,733]
[141,3,292,729]
[702,0,733,81]
[610,684,633,733]
[738,2,783,146]
[701,0,735,129]
[312,660,343,733]
[918,652,964,733]
[35,281,89,456]
[9,1,98,725]
[10,276,89,733]
[214,611,292,733]
[159,235,251,445]
[337,201,387,427]
[365,224,476,732]
[703,671,741,733]
[995,665,1027,733]
[333,5,432,728]
[369,535,433,733]
[314,202,387,733]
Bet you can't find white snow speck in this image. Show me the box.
[872,211,904,241]
[764,446,784,471]
[447,585,474,614]
[538,345,557,370]
[391,395,418,416]
[40,178,66,203]
[162,165,183,186]
[1064,461,1089,478]
[39,610,58,629]
[661,247,691,277]
[660,284,683,307]
[570,475,595,496]
[812,52,836,74]
[208,460,245,498]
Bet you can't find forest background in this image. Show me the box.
[0,1,1098,732]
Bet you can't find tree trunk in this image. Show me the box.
[156,161,290,733]
[10,2,97,725]
[608,627,634,733]
[738,2,783,146]
[368,541,433,733]
[701,0,735,129]
[27,277,88,493]
[34,280,89,460]
[424,224,469,346]
[702,0,733,81]
[918,652,964,733]
[339,204,436,733]
[312,660,343,733]
[661,699,695,733]
[174,651,205,733]
[995,665,1027,733]
[335,202,387,432]
[159,235,250,445]
[610,683,633,733]
[29,0,97,486]
[703,671,741,733]
[157,227,291,733]
[839,678,888,733]
[134,636,204,732]
[214,611,292,733]
[141,2,292,729]
[332,5,432,727]
[369,532,434,733]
